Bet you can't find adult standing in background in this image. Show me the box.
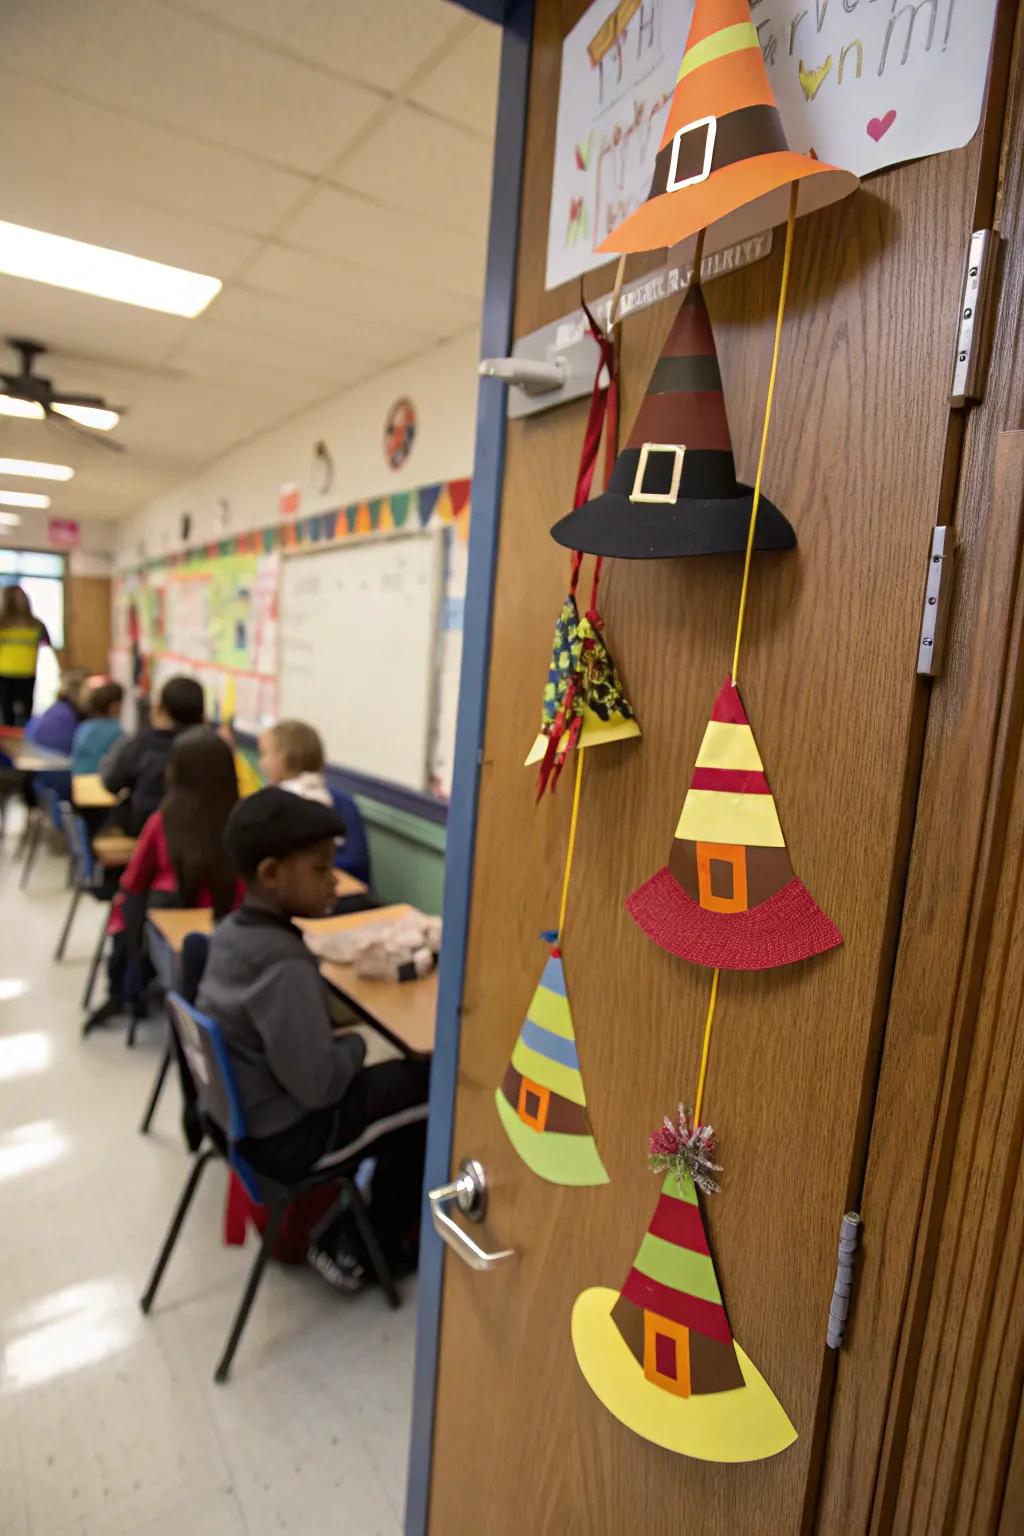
[0,586,55,726]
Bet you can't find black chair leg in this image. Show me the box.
[214,1195,287,1384]
[19,818,40,890]
[140,1148,216,1314]
[139,1043,172,1135]
[82,915,107,1010]
[347,1183,400,1310]
[126,997,147,1049]
[55,886,82,962]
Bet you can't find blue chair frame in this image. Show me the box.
[55,805,115,1010]
[140,991,399,1383]
[139,930,208,1137]
[20,780,69,891]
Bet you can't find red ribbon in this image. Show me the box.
[568,299,617,603]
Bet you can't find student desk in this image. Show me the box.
[73,774,118,809]
[93,833,137,869]
[10,744,72,773]
[146,900,435,1059]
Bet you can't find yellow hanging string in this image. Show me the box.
[731,181,799,686]
[693,967,720,1126]
[556,747,586,945]
[694,183,799,1122]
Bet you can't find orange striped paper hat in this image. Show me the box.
[598,0,857,258]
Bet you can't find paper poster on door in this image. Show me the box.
[546,0,695,291]
[761,0,999,181]
[547,0,998,291]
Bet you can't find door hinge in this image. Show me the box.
[826,1211,862,1350]
[917,525,955,678]
[950,229,997,407]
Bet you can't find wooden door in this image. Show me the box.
[427,4,1015,1532]
[65,574,112,673]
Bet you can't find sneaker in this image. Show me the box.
[307,1240,368,1295]
[82,997,124,1036]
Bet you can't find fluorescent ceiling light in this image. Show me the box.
[0,221,222,318]
[0,513,22,527]
[0,491,48,508]
[0,396,119,431]
[0,458,73,481]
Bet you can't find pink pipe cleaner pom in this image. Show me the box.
[647,1105,722,1195]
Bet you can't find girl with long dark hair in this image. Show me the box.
[84,726,243,1032]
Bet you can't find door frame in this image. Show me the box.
[404,5,533,1532]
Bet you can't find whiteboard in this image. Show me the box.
[278,531,444,790]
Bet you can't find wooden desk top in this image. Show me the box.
[147,900,436,1057]
[93,833,137,868]
[73,774,118,808]
[11,745,71,773]
[332,868,368,898]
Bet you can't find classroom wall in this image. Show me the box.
[114,330,479,565]
[5,507,115,572]
[113,330,482,910]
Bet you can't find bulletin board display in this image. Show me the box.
[111,476,473,799]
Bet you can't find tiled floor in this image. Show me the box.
[0,832,415,1535]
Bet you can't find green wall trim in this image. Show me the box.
[354,796,447,853]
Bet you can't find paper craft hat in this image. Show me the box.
[597,0,857,258]
[495,945,609,1186]
[525,596,640,772]
[572,1169,796,1460]
[627,676,842,968]
[551,285,794,560]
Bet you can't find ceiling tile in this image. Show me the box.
[166,323,343,397]
[408,18,501,136]
[0,71,311,237]
[240,245,480,339]
[171,0,463,92]
[203,287,400,372]
[335,105,492,237]
[113,380,291,460]
[0,276,191,369]
[286,185,486,299]
[0,163,259,276]
[0,0,383,174]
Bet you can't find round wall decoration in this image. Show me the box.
[384,397,416,470]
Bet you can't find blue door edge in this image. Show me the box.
[404,6,533,1533]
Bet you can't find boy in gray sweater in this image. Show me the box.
[199,787,430,1290]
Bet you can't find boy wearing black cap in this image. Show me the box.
[199,787,430,1291]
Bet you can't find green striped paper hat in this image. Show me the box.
[495,944,608,1187]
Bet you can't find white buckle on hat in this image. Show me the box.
[666,114,717,192]
[630,443,686,504]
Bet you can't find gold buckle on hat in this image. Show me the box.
[666,114,717,192]
[630,443,686,504]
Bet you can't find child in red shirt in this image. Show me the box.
[85,726,243,1033]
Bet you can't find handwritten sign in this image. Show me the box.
[760,0,999,178]
[547,0,998,292]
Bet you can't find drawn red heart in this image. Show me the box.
[867,110,896,142]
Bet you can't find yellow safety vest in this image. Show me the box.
[0,622,44,678]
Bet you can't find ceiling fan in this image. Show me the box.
[0,338,125,452]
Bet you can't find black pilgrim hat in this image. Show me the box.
[551,284,795,560]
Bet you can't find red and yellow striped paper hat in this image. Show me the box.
[598,0,857,258]
[627,676,842,969]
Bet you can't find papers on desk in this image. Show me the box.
[305,909,441,983]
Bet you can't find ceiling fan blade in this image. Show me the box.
[49,392,107,409]
[46,412,125,454]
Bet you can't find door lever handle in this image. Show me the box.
[428,1159,514,1272]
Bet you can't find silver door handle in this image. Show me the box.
[428,1159,514,1272]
